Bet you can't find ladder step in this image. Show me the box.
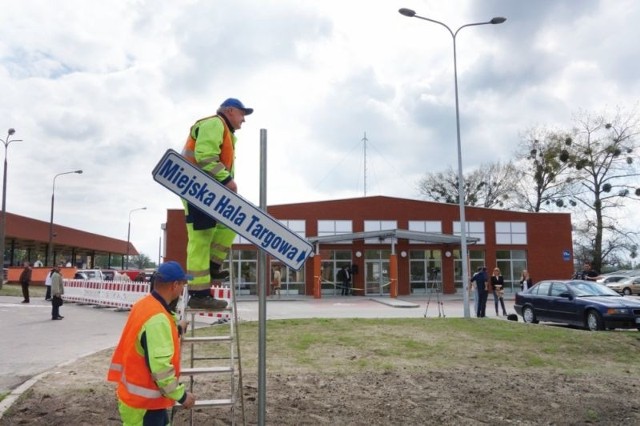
[182,366,233,376]
[185,307,231,313]
[195,398,235,407]
[174,398,234,408]
[182,336,232,343]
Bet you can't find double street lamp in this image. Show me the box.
[0,128,22,287]
[126,207,147,270]
[399,8,506,318]
[48,170,83,266]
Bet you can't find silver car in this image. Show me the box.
[606,276,640,296]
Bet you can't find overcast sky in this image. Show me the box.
[1,0,639,261]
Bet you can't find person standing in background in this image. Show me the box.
[577,262,601,281]
[337,265,351,296]
[271,265,282,298]
[44,267,55,301]
[520,270,533,291]
[19,261,32,304]
[50,265,64,320]
[472,267,489,318]
[491,267,508,316]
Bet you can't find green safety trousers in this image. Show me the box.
[184,202,235,291]
[118,399,169,426]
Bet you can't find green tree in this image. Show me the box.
[131,253,155,269]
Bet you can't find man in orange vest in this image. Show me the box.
[181,98,253,310]
[107,261,196,425]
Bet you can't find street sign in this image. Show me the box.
[562,249,571,261]
[152,149,313,270]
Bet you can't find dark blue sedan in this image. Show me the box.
[514,280,640,331]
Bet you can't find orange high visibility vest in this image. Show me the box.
[107,294,181,410]
[181,115,234,172]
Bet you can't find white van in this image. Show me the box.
[74,269,105,281]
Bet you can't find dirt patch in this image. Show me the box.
[2,347,639,425]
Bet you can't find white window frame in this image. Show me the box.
[364,220,397,243]
[317,220,353,243]
[408,220,442,244]
[453,221,485,245]
[495,221,527,245]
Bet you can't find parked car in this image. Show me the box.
[73,271,89,280]
[102,269,129,281]
[606,276,640,296]
[514,279,640,331]
[596,275,629,285]
[74,269,104,281]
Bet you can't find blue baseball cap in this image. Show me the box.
[156,261,193,282]
[220,98,253,115]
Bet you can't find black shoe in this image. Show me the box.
[52,317,62,320]
[45,298,51,301]
[21,300,29,304]
[211,270,230,280]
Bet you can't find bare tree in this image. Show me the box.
[417,162,518,208]
[513,127,574,212]
[559,107,640,271]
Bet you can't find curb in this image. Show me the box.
[369,297,420,308]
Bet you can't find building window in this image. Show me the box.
[496,250,527,293]
[230,249,257,295]
[453,249,486,291]
[495,222,527,245]
[319,249,352,295]
[409,250,442,294]
[318,220,352,243]
[364,220,397,243]
[453,221,485,244]
[408,221,442,244]
[234,219,307,244]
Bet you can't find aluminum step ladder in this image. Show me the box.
[173,276,246,426]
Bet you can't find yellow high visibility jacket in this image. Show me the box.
[181,115,235,183]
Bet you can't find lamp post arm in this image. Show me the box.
[411,15,454,38]
[47,170,82,266]
[126,207,147,270]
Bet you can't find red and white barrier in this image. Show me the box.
[62,281,233,316]
[62,279,149,310]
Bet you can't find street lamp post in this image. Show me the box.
[48,170,83,266]
[399,8,506,318]
[0,129,22,288]
[126,207,147,270]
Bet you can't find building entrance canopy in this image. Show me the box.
[307,229,479,247]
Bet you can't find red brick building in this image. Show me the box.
[163,196,574,296]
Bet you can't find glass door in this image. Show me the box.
[365,258,390,296]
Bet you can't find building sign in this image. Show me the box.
[562,249,571,262]
[152,150,312,270]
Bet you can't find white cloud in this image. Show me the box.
[1,0,638,261]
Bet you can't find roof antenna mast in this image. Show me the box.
[362,132,368,197]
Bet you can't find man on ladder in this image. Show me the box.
[180,98,254,310]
